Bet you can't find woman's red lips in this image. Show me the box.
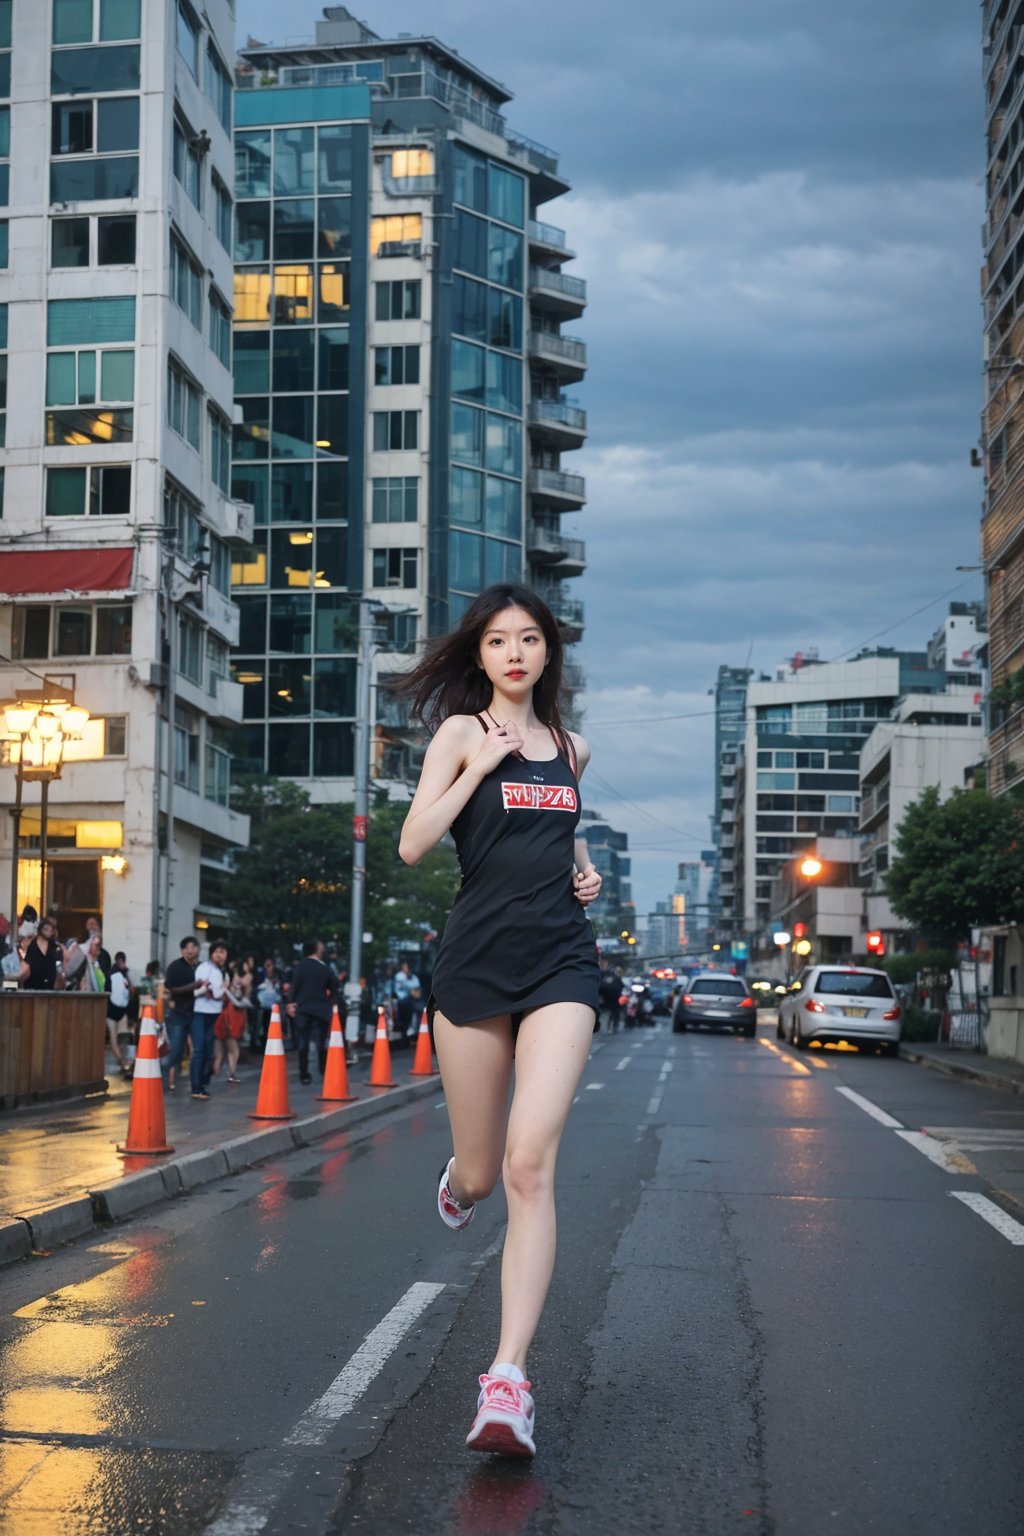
[506,670,527,678]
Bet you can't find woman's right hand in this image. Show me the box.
[473,719,524,772]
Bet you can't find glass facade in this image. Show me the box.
[447,145,525,618]
[230,113,368,780]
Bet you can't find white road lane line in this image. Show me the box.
[949,1191,1024,1245]
[615,1057,631,1071]
[896,1130,978,1176]
[646,1094,663,1116]
[835,1086,904,1128]
[285,1282,446,1447]
[585,1082,605,1091]
[658,1062,672,1081]
[632,1042,644,1050]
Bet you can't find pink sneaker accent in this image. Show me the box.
[466,1373,536,1457]
[438,1156,475,1230]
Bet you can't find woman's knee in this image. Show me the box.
[502,1142,554,1204]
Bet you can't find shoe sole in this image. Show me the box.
[438,1157,475,1230]
[466,1414,535,1458]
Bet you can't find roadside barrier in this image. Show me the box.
[249,1003,295,1121]
[317,1004,358,1102]
[368,1005,396,1088]
[409,1009,438,1077]
[117,1004,174,1156]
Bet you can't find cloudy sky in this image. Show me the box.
[238,0,985,920]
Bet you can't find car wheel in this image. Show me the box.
[673,1015,687,1033]
[776,1014,785,1040]
[790,1018,806,1049]
[881,1040,899,1058]
[743,1023,756,1038]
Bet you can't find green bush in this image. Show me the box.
[900,1004,943,1042]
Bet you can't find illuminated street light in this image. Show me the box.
[773,931,791,948]
[799,856,823,879]
[2,690,92,918]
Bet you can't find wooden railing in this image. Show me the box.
[0,991,108,1110]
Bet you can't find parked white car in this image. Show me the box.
[776,965,901,1056]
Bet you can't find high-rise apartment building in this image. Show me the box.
[709,665,751,946]
[0,0,250,960]
[577,809,632,935]
[229,6,588,793]
[982,2,1024,800]
[739,651,946,939]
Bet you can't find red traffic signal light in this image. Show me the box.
[866,931,885,956]
[792,922,806,940]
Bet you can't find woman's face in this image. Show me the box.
[477,605,548,696]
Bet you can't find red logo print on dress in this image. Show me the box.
[501,782,578,813]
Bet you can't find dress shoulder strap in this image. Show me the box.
[474,713,489,733]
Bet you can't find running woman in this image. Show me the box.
[398,584,602,1458]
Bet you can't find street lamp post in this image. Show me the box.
[2,691,90,917]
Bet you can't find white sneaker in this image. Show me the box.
[437,1156,475,1230]
[466,1372,536,1457]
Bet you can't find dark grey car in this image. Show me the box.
[672,973,757,1037]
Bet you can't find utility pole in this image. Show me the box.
[344,599,379,1052]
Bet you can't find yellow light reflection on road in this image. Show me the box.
[758,1038,812,1076]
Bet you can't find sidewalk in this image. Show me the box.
[0,1044,442,1268]
[899,1039,1024,1096]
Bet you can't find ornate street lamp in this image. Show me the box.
[2,690,92,920]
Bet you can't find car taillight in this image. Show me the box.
[682,994,693,1005]
[739,996,755,1008]
[882,1005,901,1020]
[804,999,826,1013]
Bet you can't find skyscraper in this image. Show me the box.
[229,6,588,792]
[0,0,249,959]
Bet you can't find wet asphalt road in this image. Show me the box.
[0,1020,1022,1536]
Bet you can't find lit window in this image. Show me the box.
[390,148,434,179]
[370,213,423,255]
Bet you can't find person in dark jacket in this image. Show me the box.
[286,939,338,1084]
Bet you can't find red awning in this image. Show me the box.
[0,548,134,596]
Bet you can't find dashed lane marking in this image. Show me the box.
[615,1057,631,1071]
[835,1086,904,1129]
[924,1127,1024,1151]
[949,1191,1024,1245]
[896,1130,978,1176]
[585,1082,605,1091]
[646,1094,664,1116]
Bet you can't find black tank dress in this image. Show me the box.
[431,722,600,1028]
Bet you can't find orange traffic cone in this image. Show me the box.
[368,1005,396,1088]
[249,1003,295,1121]
[118,1005,174,1155]
[317,1004,358,1102]
[409,1008,438,1076]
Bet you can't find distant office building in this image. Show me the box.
[710,664,752,946]
[739,650,947,939]
[926,601,986,685]
[859,689,985,947]
[229,6,588,794]
[0,0,250,961]
[577,809,632,935]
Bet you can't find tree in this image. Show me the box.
[884,785,1024,946]
[226,779,460,967]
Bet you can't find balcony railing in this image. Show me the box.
[529,398,586,433]
[528,219,568,251]
[529,265,587,302]
[528,332,587,375]
[529,466,586,503]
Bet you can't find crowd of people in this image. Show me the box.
[1,905,428,1099]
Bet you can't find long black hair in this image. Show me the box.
[397,584,575,765]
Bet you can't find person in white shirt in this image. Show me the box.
[191,939,228,1100]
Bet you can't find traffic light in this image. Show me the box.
[792,922,806,940]
[866,931,885,957]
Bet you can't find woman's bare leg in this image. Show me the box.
[433,1011,514,1205]
[492,1003,596,1374]
[227,1037,240,1077]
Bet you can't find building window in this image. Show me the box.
[177,615,203,684]
[53,0,141,44]
[209,290,231,368]
[209,408,231,492]
[374,344,419,385]
[165,479,203,559]
[375,279,420,321]
[52,95,139,156]
[372,410,418,451]
[46,464,131,518]
[391,147,433,179]
[172,119,202,209]
[12,603,132,659]
[45,341,134,445]
[176,0,199,78]
[370,213,422,255]
[167,358,201,448]
[212,174,232,252]
[170,233,203,328]
[0,221,7,269]
[174,707,200,791]
[47,295,135,344]
[372,547,418,589]
[372,476,418,523]
[205,726,231,805]
[51,213,136,267]
[209,537,230,596]
[204,40,232,132]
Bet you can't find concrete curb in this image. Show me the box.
[13,1075,442,1262]
[900,1045,1024,1096]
